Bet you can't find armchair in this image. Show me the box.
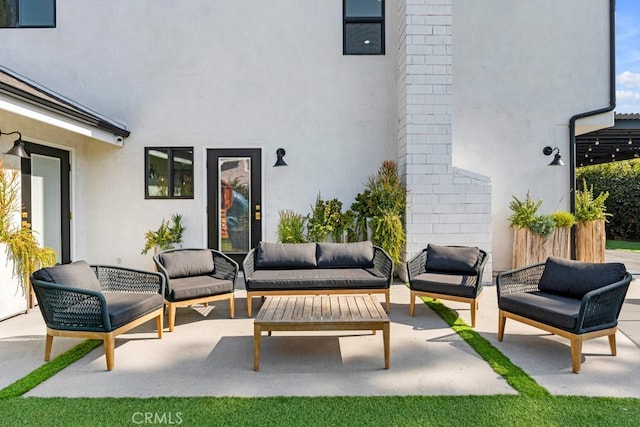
[30,261,164,371]
[407,244,488,327]
[496,257,632,373]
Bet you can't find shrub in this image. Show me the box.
[277,210,307,243]
[529,214,557,238]
[508,192,542,229]
[575,179,611,223]
[307,194,343,242]
[551,211,576,228]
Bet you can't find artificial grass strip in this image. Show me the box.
[421,296,550,398]
[0,339,102,399]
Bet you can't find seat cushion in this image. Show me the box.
[167,275,234,301]
[410,273,479,298]
[425,244,480,275]
[32,260,101,292]
[499,291,581,332]
[538,257,627,299]
[103,292,163,330]
[316,241,374,268]
[245,268,388,291]
[255,242,317,269]
[158,250,215,279]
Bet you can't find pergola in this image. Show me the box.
[576,113,640,166]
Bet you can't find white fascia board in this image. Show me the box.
[574,110,615,136]
[0,93,124,147]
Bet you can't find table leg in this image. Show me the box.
[383,323,390,369]
[253,323,261,371]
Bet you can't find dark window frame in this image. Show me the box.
[0,0,57,28]
[145,147,194,200]
[343,0,385,55]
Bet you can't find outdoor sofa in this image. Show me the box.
[30,261,164,371]
[242,241,394,317]
[153,248,239,331]
[496,256,632,373]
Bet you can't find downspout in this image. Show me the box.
[569,0,616,259]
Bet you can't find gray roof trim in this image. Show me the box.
[0,65,130,137]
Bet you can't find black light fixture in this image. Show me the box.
[1,130,30,159]
[273,148,287,167]
[542,146,564,166]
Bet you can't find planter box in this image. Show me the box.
[512,227,571,269]
[576,219,606,263]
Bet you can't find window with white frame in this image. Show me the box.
[0,0,56,28]
[343,0,384,55]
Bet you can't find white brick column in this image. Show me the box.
[397,0,493,282]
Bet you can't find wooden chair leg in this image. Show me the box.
[497,310,506,341]
[409,291,415,316]
[168,303,177,332]
[156,313,163,339]
[571,336,583,373]
[608,333,617,356]
[385,291,390,313]
[44,333,53,361]
[229,294,235,319]
[470,300,477,328]
[247,296,253,318]
[104,333,115,371]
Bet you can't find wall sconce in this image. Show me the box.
[542,146,564,166]
[0,130,30,159]
[273,148,287,167]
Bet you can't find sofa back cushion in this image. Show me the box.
[158,250,215,279]
[425,244,480,275]
[255,242,317,269]
[32,260,101,292]
[538,257,627,299]
[317,241,375,268]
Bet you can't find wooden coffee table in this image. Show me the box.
[253,295,390,371]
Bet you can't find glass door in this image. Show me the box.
[207,149,261,266]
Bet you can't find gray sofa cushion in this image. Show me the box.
[410,272,480,298]
[246,268,388,291]
[538,257,627,299]
[32,261,101,292]
[167,275,234,301]
[317,241,375,268]
[103,292,164,330]
[158,250,215,279]
[425,244,480,275]
[255,242,317,269]
[499,291,581,331]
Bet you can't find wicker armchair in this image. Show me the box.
[30,261,164,371]
[153,248,238,331]
[407,244,488,327]
[496,257,632,373]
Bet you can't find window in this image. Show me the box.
[145,147,194,199]
[343,0,384,55]
[0,0,56,28]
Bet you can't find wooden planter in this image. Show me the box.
[512,226,571,269]
[576,219,606,263]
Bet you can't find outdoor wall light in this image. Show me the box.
[542,146,564,166]
[0,130,30,159]
[273,148,287,167]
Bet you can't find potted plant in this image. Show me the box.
[575,180,610,262]
[550,211,576,260]
[141,213,185,255]
[277,210,307,243]
[307,194,343,242]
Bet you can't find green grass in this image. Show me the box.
[1,298,639,426]
[606,240,640,252]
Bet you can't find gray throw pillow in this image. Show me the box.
[425,244,480,275]
[32,260,101,292]
[255,242,318,269]
[158,250,215,279]
[317,241,375,268]
[538,257,627,299]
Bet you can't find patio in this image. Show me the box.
[0,250,639,399]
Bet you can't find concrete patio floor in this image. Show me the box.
[1,250,639,398]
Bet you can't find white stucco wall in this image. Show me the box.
[0,0,398,269]
[452,0,612,272]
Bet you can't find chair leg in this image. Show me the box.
[608,333,617,356]
[571,336,583,373]
[168,303,177,332]
[470,300,478,328]
[104,333,116,371]
[409,291,415,316]
[156,313,163,339]
[497,310,506,341]
[247,296,253,318]
[44,333,53,361]
[385,290,390,313]
[229,294,235,319]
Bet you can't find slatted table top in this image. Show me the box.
[254,295,389,326]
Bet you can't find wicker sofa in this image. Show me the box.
[242,241,394,317]
[497,257,632,373]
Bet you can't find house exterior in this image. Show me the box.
[0,0,614,308]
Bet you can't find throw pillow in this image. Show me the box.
[425,244,480,275]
